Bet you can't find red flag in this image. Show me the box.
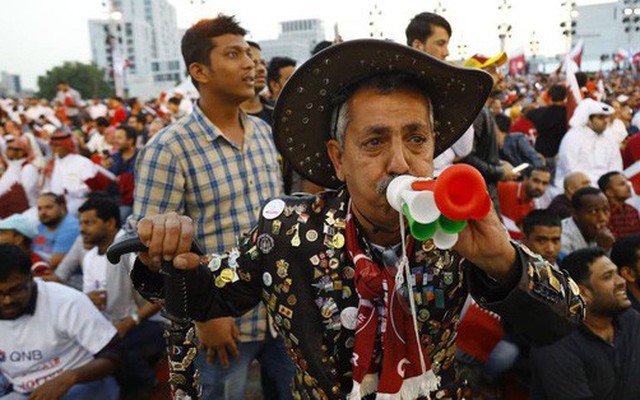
[509,51,526,76]
[569,38,584,69]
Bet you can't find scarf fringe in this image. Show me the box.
[349,370,440,400]
[348,374,379,400]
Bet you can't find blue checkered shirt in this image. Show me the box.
[132,103,284,341]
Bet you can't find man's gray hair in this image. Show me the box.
[330,73,435,149]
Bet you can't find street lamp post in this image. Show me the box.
[103,0,125,97]
[529,31,540,73]
[560,1,577,53]
[497,0,512,53]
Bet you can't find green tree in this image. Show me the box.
[37,61,113,99]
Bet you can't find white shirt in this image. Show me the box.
[82,231,149,322]
[0,280,116,394]
[555,125,623,188]
[86,131,109,154]
[433,126,474,176]
[0,159,40,207]
[604,118,628,147]
[87,103,108,120]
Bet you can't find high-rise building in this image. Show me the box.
[0,72,22,97]
[89,0,185,99]
[259,19,326,65]
[574,0,640,69]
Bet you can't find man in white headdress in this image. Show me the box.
[555,98,622,188]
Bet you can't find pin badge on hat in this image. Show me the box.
[263,272,273,286]
[263,199,286,220]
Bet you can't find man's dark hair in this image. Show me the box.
[561,247,607,286]
[405,12,452,46]
[181,15,247,88]
[575,72,587,88]
[96,117,110,127]
[167,97,182,106]
[38,192,66,207]
[571,186,603,211]
[267,57,297,89]
[247,40,261,50]
[57,80,67,86]
[132,114,146,125]
[611,235,640,269]
[522,210,561,237]
[597,171,621,193]
[78,197,121,230]
[0,244,32,281]
[548,85,567,102]
[494,113,511,133]
[312,41,332,55]
[110,96,124,104]
[117,125,137,143]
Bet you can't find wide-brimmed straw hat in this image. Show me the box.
[273,39,493,189]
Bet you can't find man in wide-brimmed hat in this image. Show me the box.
[129,40,584,399]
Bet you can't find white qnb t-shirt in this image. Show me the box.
[0,280,116,394]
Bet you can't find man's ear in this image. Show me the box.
[578,284,593,306]
[188,63,209,87]
[411,39,425,51]
[326,139,345,182]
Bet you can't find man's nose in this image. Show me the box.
[387,142,411,175]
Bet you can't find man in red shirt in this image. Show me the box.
[597,171,640,238]
[498,166,552,238]
[108,96,128,126]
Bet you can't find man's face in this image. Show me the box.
[525,170,551,199]
[271,66,296,101]
[0,272,33,320]
[523,225,561,264]
[574,194,610,239]
[621,105,633,122]
[197,34,255,102]
[37,196,65,227]
[249,46,267,94]
[6,147,26,161]
[484,64,505,92]
[412,25,450,61]
[489,99,502,115]
[583,256,631,316]
[79,209,111,250]
[606,174,632,202]
[0,230,24,246]
[327,87,434,231]
[49,141,71,158]
[115,129,132,152]
[57,83,67,92]
[588,114,609,134]
[127,116,140,131]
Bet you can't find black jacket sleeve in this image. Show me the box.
[460,109,505,182]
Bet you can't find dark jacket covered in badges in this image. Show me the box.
[131,189,585,400]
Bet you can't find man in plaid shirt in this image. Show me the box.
[132,15,294,399]
[598,171,640,239]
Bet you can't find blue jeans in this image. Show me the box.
[196,337,294,400]
[119,320,165,388]
[0,376,119,400]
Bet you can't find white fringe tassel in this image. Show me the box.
[348,369,440,400]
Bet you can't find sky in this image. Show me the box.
[0,0,615,90]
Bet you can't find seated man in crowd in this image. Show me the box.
[611,235,640,312]
[561,187,615,255]
[495,113,545,171]
[498,165,552,238]
[597,171,640,238]
[78,197,163,397]
[531,248,640,399]
[522,210,562,267]
[0,214,47,271]
[547,171,591,220]
[104,125,138,224]
[0,244,120,400]
[32,193,79,269]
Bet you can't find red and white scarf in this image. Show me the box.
[346,203,440,399]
